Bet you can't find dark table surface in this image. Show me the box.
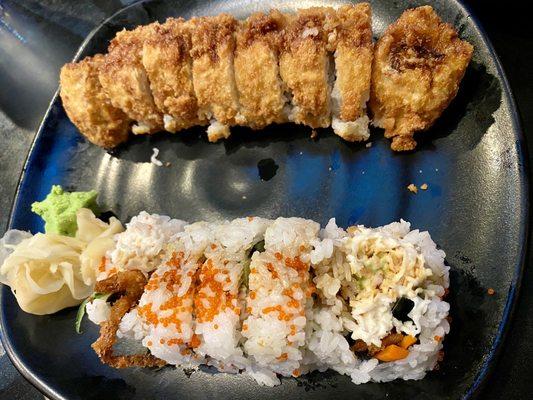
[0,0,531,398]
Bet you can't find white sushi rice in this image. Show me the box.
[86,214,450,387]
[132,121,151,135]
[331,115,370,142]
[117,308,146,341]
[305,303,356,375]
[206,120,231,142]
[86,298,111,325]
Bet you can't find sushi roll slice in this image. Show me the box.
[134,222,214,366]
[330,3,373,142]
[59,54,131,148]
[242,218,320,386]
[310,219,450,384]
[344,221,449,383]
[99,24,164,135]
[141,18,205,133]
[194,217,271,371]
[305,219,356,375]
[234,11,287,129]
[189,14,244,142]
[369,6,473,151]
[87,213,187,344]
[279,8,335,129]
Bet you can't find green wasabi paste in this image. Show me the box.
[31,185,99,236]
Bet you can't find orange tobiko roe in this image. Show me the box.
[284,256,308,272]
[195,259,239,323]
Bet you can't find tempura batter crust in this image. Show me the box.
[334,3,373,122]
[370,6,473,151]
[99,24,164,135]
[142,18,204,133]
[234,11,286,129]
[279,8,334,128]
[59,55,130,148]
[189,14,242,129]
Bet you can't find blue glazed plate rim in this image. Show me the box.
[0,1,529,399]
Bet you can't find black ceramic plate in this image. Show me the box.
[0,0,528,399]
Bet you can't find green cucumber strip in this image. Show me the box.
[75,292,111,334]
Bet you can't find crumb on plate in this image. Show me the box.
[150,147,163,167]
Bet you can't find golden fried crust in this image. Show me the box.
[189,14,241,126]
[234,11,286,129]
[99,24,163,134]
[59,55,130,148]
[142,18,204,133]
[92,271,166,368]
[369,6,473,151]
[279,8,334,128]
[334,3,373,121]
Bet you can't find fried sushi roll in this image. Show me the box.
[142,18,205,133]
[99,24,164,135]
[189,14,244,142]
[279,8,335,129]
[369,6,473,151]
[242,218,319,385]
[234,11,287,129]
[59,6,474,152]
[59,54,130,148]
[330,3,373,142]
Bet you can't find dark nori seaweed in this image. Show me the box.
[392,297,415,322]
